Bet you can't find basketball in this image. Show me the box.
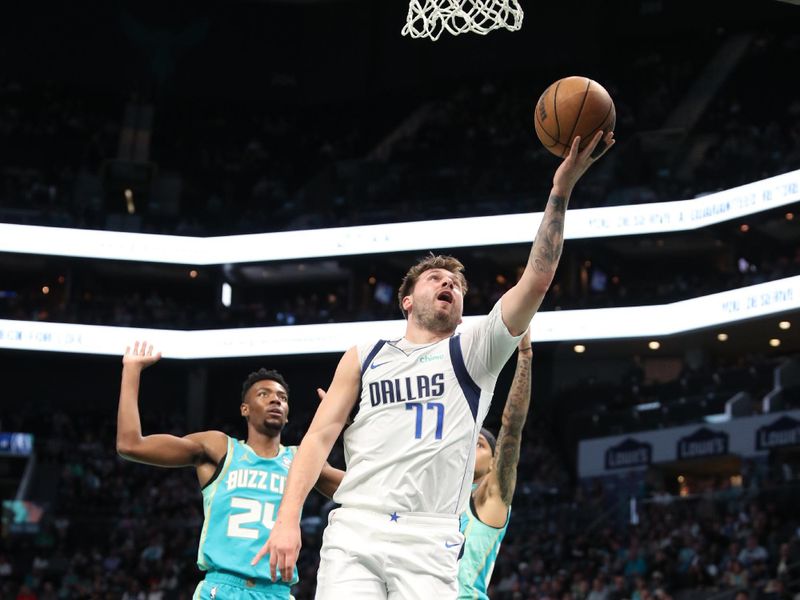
[534,76,616,157]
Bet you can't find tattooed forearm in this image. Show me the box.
[529,193,568,275]
[548,193,567,212]
[495,352,532,505]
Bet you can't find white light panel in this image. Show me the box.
[0,170,797,264]
[0,276,797,358]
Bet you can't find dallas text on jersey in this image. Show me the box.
[367,373,445,406]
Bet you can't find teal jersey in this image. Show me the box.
[457,485,510,600]
[197,437,298,589]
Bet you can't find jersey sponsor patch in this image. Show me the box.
[419,352,445,363]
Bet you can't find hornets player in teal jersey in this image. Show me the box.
[116,340,344,600]
[458,330,532,600]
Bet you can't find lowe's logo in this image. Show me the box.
[677,427,728,460]
[756,415,800,450]
[605,438,652,470]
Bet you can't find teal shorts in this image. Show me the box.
[193,572,293,600]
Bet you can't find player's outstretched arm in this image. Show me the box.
[492,331,533,505]
[116,340,222,468]
[252,346,361,581]
[312,388,346,500]
[501,130,615,335]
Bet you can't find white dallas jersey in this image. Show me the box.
[333,300,522,516]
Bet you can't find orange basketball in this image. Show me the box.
[534,76,616,157]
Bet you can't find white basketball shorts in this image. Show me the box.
[315,506,464,600]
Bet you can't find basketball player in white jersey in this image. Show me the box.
[253,130,615,598]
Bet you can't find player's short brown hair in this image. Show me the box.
[397,253,468,319]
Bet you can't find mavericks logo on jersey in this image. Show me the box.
[368,373,445,406]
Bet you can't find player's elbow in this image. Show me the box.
[115,443,133,460]
[115,435,141,460]
[519,265,555,297]
[530,271,555,296]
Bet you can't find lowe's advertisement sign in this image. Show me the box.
[578,411,800,479]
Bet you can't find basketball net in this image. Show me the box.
[402,0,523,41]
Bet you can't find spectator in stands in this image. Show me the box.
[623,540,648,579]
[723,559,749,588]
[587,575,610,600]
[773,542,792,579]
[738,533,768,566]
[0,554,12,578]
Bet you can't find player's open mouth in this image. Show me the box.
[437,291,453,304]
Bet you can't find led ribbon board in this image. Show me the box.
[0,171,797,264]
[0,276,796,358]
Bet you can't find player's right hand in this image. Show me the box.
[122,340,162,369]
[552,129,615,195]
[251,519,301,582]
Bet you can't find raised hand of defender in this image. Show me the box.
[552,130,615,195]
[251,519,301,582]
[122,340,162,369]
